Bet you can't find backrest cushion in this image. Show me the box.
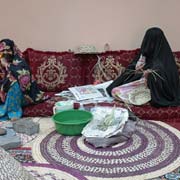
[23,48,180,92]
[25,48,84,92]
[82,49,139,84]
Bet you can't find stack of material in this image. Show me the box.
[82,106,137,148]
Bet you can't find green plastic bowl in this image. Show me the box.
[52,109,93,136]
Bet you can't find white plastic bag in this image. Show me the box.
[82,106,128,138]
[82,106,137,148]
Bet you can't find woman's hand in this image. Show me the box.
[0,90,6,102]
[0,58,9,70]
[135,64,144,72]
[135,55,146,72]
[143,69,152,87]
[143,69,152,79]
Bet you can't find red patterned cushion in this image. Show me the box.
[22,92,66,117]
[26,48,84,92]
[80,49,139,84]
[131,105,180,120]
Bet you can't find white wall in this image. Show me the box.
[0,0,180,51]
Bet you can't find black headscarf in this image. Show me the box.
[107,27,180,107]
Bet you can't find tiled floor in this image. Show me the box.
[23,117,55,148]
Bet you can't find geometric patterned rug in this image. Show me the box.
[23,163,88,180]
[32,120,180,180]
[8,147,36,163]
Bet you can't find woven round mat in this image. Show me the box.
[32,120,180,180]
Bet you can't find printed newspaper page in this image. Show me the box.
[69,85,104,101]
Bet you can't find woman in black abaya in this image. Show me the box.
[106,27,180,107]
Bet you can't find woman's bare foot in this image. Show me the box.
[10,118,18,122]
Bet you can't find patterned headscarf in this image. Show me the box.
[0,38,44,105]
[0,39,23,58]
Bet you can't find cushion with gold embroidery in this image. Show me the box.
[83,49,139,84]
[25,48,84,92]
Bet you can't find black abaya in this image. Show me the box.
[106,27,180,107]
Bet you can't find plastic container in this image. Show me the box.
[52,109,93,136]
[53,100,74,114]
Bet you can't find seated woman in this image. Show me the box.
[0,39,44,121]
[106,27,180,107]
